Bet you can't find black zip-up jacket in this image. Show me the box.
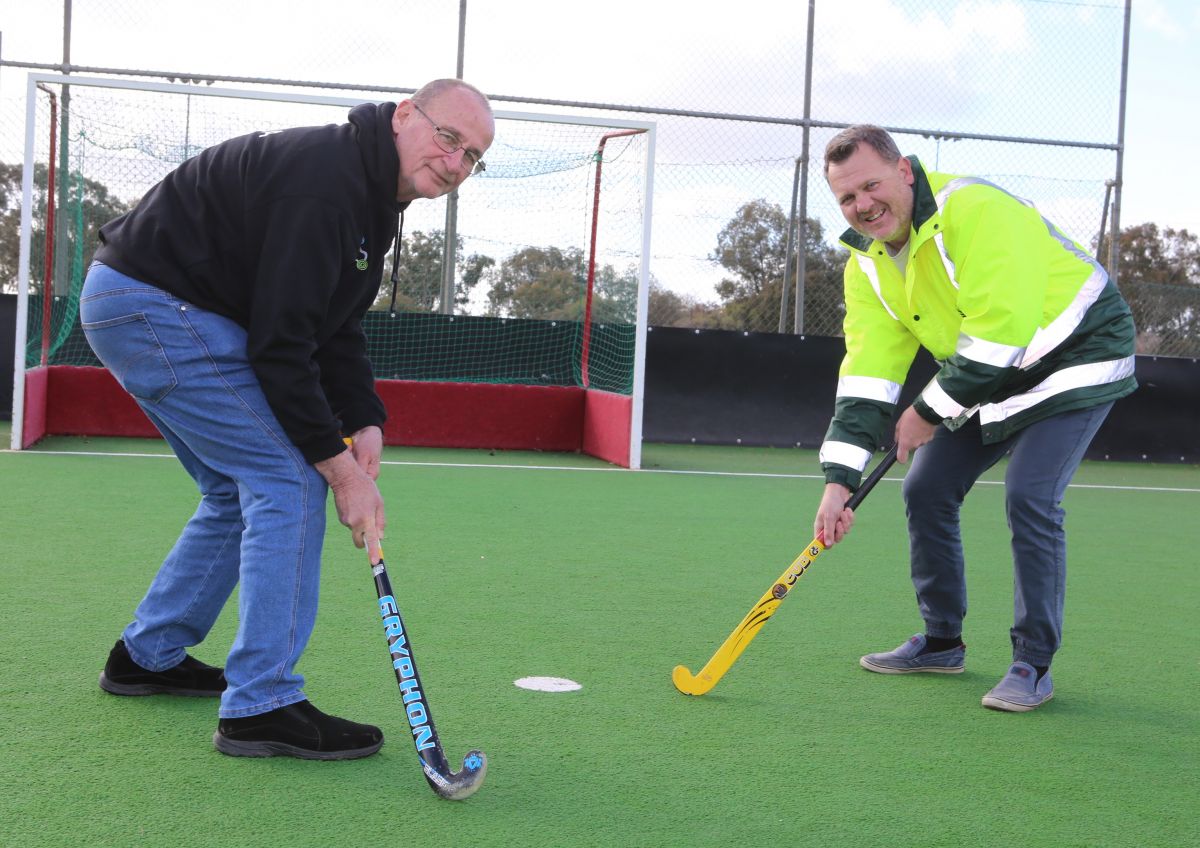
[96,102,407,464]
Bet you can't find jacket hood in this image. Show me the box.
[348,102,407,214]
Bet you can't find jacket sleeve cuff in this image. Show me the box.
[337,399,387,439]
[299,433,351,465]
[822,464,862,491]
[912,396,944,424]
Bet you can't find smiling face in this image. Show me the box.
[826,143,915,249]
[392,85,495,202]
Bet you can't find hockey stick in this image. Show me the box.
[343,436,486,798]
[369,548,488,799]
[672,445,899,696]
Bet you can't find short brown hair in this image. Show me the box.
[824,125,902,174]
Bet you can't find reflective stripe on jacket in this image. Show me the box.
[820,157,1137,489]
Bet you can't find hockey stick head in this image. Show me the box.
[422,749,488,800]
[671,665,716,697]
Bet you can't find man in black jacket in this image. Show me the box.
[82,78,494,760]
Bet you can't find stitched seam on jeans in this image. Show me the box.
[174,306,318,703]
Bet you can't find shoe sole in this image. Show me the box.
[981,691,1054,712]
[860,657,965,674]
[213,732,384,761]
[99,673,223,697]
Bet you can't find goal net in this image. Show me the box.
[9,74,654,467]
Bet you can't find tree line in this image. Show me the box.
[0,162,130,294]
[3,163,1197,355]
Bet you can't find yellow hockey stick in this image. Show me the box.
[672,446,898,696]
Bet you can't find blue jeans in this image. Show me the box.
[901,402,1113,668]
[80,263,328,718]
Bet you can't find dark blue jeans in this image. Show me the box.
[901,402,1114,667]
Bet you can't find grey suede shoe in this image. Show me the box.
[860,633,966,674]
[981,662,1054,712]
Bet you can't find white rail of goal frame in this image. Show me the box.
[11,72,655,469]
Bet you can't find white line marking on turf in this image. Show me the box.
[514,676,582,693]
[1,449,175,459]
[6,448,1199,494]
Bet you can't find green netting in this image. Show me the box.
[16,81,649,396]
[21,166,90,368]
[364,312,633,393]
[50,311,634,394]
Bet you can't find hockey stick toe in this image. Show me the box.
[423,749,488,800]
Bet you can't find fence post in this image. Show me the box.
[779,157,801,333]
[438,0,470,314]
[792,0,817,335]
[1108,0,1132,287]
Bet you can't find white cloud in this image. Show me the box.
[808,1,1034,129]
[466,0,809,117]
[816,0,1029,74]
[1137,0,1187,41]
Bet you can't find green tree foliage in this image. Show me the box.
[371,228,494,313]
[647,282,727,329]
[1097,222,1200,356]
[1,162,131,294]
[709,198,846,335]
[486,245,638,323]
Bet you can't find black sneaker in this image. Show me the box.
[214,700,384,761]
[99,639,227,697]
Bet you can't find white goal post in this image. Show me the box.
[10,72,654,468]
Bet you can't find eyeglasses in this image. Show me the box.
[411,102,486,176]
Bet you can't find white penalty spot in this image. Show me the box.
[514,676,582,693]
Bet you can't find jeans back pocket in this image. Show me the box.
[81,313,178,403]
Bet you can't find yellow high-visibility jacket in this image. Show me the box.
[820,157,1137,489]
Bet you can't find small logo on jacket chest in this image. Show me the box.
[356,237,369,271]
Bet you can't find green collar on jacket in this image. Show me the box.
[839,155,937,253]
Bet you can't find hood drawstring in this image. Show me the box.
[387,208,405,316]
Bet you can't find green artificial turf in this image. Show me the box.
[1,432,1197,847]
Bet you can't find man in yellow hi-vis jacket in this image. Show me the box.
[813,125,1136,712]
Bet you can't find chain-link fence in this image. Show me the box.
[4,0,1196,356]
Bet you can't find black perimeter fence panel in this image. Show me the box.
[642,326,1199,465]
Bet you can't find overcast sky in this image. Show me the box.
[2,0,1197,298]
[1118,0,1200,233]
